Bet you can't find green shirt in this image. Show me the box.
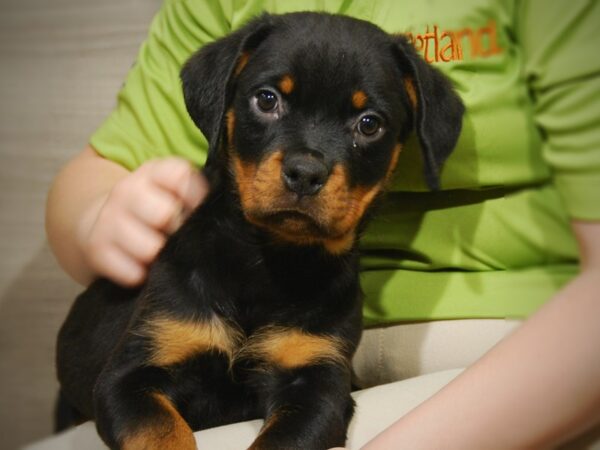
[90,0,600,325]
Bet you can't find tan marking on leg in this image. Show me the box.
[248,411,284,450]
[241,326,348,370]
[259,411,281,435]
[122,393,196,450]
[139,316,243,367]
[352,90,368,109]
[278,74,295,95]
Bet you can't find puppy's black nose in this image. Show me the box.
[282,154,328,196]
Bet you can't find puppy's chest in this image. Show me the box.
[181,232,351,323]
[141,246,356,372]
[144,202,360,374]
[200,249,346,329]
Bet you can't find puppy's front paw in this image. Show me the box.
[97,390,197,450]
[120,425,196,450]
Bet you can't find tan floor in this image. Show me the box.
[0,1,161,448]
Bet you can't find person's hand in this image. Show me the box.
[77,158,209,287]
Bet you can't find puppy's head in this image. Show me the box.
[181,12,464,253]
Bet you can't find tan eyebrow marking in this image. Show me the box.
[352,90,368,109]
[278,74,295,94]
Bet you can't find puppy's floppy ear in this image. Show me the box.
[392,36,465,190]
[181,15,274,167]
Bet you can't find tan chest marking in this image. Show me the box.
[140,316,243,367]
[241,326,348,370]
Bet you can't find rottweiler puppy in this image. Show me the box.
[55,11,464,450]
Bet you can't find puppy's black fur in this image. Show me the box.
[56,12,464,450]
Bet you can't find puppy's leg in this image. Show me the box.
[92,312,245,450]
[250,364,354,450]
[93,363,197,450]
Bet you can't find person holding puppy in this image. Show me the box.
[46,0,600,448]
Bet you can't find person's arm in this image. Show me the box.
[45,145,208,287]
[45,3,242,287]
[357,220,600,449]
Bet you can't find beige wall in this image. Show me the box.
[0,1,161,448]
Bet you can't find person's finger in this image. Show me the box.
[148,158,207,211]
[113,216,166,265]
[126,183,183,234]
[179,170,210,212]
[86,242,146,287]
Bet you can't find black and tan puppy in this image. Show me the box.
[56,12,464,450]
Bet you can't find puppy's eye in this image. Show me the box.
[357,115,382,137]
[255,90,278,112]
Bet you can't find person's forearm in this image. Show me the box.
[45,145,129,285]
[362,222,600,449]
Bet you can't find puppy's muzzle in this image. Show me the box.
[282,154,329,197]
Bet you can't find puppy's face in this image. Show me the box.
[182,13,464,253]
[227,25,411,252]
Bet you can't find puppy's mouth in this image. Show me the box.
[250,208,329,239]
